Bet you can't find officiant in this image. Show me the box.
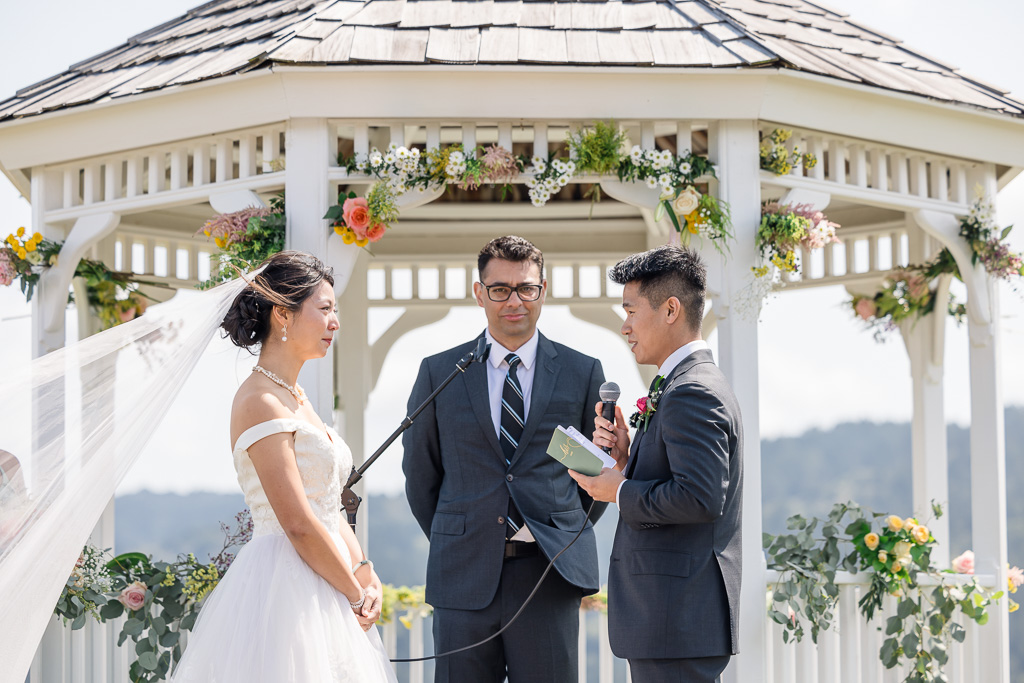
[402,235,607,683]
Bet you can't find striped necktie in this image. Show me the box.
[500,353,526,540]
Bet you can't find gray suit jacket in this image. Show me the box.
[608,349,743,660]
[403,333,607,610]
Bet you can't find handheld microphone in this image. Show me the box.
[598,381,620,454]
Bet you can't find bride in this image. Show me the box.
[171,251,398,682]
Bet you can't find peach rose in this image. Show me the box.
[343,197,371,232]
[855,298,876,321]
[951,550,974,575]
[891,560,903,574]
[366,223,386,243]
[911,525,929,545]
[118,581,148,611]
[886,515,904,532]
[878,550,888,563]
[864,532,880,551]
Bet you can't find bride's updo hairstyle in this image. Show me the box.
[221,251,335,350]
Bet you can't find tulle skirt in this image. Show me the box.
[170,532,398,683]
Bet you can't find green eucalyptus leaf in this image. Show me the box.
[124,618,145,637]
[138,651,159,671]
[902,631,919,656]
[135,638,150,656]
[885,615,903,635]
[100,601,124,620]
[160,630,180,648]
[71,613,87,630]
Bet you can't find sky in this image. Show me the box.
[0,0,1022,496]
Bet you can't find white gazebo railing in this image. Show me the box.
[764,570,990,683]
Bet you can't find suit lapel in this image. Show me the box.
[462,346,506,462]
[623,349,716,478]
[513,334,559,465]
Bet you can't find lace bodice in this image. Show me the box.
[232,418,352,537]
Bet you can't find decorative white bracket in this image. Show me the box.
[779,188,831,211]
[396,185,446,210]
[599,179,661,210]
[209,190,266,214]
[41,212,121,333]
[913,209,991,329]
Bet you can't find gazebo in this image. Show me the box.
[1,0,1021,681]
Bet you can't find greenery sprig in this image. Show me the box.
[197,195,285,289]
[765,502,1009,683]
[759,128,817,175]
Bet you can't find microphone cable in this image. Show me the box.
[388,497,599,663]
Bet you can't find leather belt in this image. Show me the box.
[504,541,539,559]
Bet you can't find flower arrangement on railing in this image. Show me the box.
[754,202,840,278]
[54,511,252,682]
[196,195,285,289]
[959,195,1022,282]
[759,128,817,176]
[324,121,731,250]
[765,502,1018,683]
[2,227,161,329]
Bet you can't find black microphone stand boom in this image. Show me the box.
[340,337,491,529]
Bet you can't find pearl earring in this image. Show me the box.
[281,325,287,342]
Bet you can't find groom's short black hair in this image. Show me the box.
[478,235,545,280]
[609,245,706,333]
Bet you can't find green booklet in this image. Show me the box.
[546,425,617,476]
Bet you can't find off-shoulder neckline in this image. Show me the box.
[232,418,335,454]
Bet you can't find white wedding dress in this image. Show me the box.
[170,418,398,683]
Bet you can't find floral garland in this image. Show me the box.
[755,202,840,278]
[759,128,817,175]
[55,511,253,682]
[848,197,1017,339]
[2,227,161,329]
[765,502,1018,682]
[324,121,731,251]
[197,195,285,289]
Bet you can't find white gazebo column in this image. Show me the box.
[707,119,766,683]
[29,166,65,356]
[898,221,950,565]
[286,117,334,421]
[967,282,1009,683]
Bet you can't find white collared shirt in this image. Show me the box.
[484,329,540,439]
[616,339,710,509]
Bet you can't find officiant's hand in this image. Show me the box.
[593,402,630,471]
[569,467,625,504]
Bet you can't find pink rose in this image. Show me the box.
[118,307,136,323]
[366,223,386,243]
[636,397,648,412]
[855,298,875,321]
[118,581,148,611]
[951,550,974,575]
[342,197,371,232]
[1009,565,1023,590]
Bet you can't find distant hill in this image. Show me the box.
[116,407,1024,681]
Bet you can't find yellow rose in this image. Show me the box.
[865,533,880,551]
[672,187,701,217]
[16,227,25,237]
[32,232,42,242]
[887,515,904,532]
[25,240,36,252]
[5,235,14,245]
[904,517,918,531]
[912,525,929,544]
[16,248,27,259]
[878,550,888,563]
[891,560,903,574]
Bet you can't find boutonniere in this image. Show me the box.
[629,376,665,433]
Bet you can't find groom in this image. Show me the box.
[571,245,743,683]
[403,235,607,683]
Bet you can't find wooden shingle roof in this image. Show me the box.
[1,0,1021,122]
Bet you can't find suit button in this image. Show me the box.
[506,474,514,482]
[497,516,505,525]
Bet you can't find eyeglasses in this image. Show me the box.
[479,283,543,302]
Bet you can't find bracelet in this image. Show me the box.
[349,588,367,610]
[353,559,373,573]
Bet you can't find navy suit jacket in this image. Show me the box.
[608,349,743,660]
[403,333,607,610]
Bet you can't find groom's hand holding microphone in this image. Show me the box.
[569,383,631,503]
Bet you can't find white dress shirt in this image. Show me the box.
[616,339,710,508]
[484,329,539,438]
